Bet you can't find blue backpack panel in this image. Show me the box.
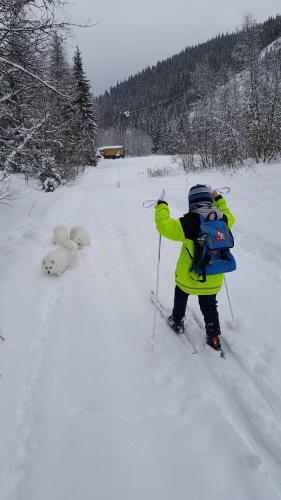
[191,213,236,282]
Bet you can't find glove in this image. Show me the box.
[213,191,222,201]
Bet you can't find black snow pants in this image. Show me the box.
[172,285,221,337]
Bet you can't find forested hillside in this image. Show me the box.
[97,15,281,165]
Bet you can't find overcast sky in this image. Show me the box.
[64,0,281,96]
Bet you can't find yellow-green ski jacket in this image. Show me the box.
[155,196,235,295]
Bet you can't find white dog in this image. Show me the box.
[42,240,78,276]
[53,225,69,246]
[70,226,90,249]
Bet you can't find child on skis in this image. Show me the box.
[155,184,235,351]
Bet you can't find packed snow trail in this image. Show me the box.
[0,157,281,500]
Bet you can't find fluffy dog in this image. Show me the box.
[70,226,90,249]
[42,240,78,276]
[53,225,69,246]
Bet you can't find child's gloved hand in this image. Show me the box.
[157,199,168,206]
[212,190,219,199]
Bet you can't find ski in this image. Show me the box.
[150,290,197,354]
[150,290,224,358]
[187,305,225,358]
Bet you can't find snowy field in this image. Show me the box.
[1,155,281,500]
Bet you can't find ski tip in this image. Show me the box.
[212,347,225,358]
[206,344,225,359]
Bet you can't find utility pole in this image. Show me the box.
[119,111,130,157]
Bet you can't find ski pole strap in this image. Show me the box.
[143,189,165,208]
[143,199,158,208]
[215,186,230,194]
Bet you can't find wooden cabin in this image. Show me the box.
[98,145,125,159]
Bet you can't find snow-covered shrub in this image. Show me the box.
[42,177,56,192]
[174,154,205,173]
[147,166,172,177]
[38,155,63,192]
[0,175,19,205]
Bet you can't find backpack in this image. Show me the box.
[188,213,236,282]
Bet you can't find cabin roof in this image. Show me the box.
[99,145,123,150]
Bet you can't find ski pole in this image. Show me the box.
[151,189,165,349]
[151,233,162,348]
[224,276,235,321]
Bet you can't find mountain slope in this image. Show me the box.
[97,15,281,131]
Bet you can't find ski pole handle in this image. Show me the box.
[159,189,166,200]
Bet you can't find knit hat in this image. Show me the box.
[188,184,213,206]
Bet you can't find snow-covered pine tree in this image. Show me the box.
[38,152,64,192]
[173,117,193,157]
[145,109,166,154]
[69,47,97,169]
[236,15,264,162]
[45,33,75,182]
[258,46,281,161]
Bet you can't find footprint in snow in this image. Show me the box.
[153,371,170,385]
[244,452,263,470]
[163,399,184,418]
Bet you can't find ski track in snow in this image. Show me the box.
[187,308,281,488]
[153,292,281,491]
[1,157,281,500]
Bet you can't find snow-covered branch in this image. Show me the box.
[4,113,50,170]
[0,58,66,97]
[0,177,19,206]
[0,20,96,32]
[0,84,33,104]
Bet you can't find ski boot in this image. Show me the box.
[167,315,185,334]
[206,322,222,353]
[206,335,221,351]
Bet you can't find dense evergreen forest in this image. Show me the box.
[97,15,281,166]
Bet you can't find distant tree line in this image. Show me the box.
[97,14,281,166]
[0,0,97,194]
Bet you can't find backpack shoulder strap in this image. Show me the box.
[206,211,218,221]
[179,212,200,240]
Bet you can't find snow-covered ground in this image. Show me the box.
[0,156,281,500]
